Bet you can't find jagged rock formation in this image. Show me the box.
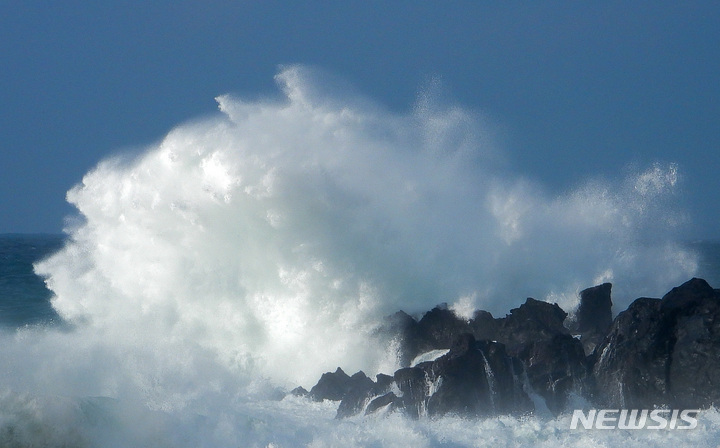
[516,333,588,414]
[494,298,570,356]
[299,278,720,419]
[423,335,533,417]
[571,283,613,354]
[308,367,353,402]
[593,278,720,409]
[364,334,533,418]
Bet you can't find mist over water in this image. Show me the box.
[0,66,704,446]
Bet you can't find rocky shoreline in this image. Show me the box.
[294,278,720,419]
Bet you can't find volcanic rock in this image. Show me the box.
[391,366,430,419]
[414,305,472,355]
[661,277,717,312]
[517,333,588,414]
[377,310,421,367]
[308,367,352,402]
[365,392,397,415]
[573,283,613,354]
[591,297,669,407]
[592,278,720,409]
[375,373,394,390]
[468,309,498,341]
[495,298,569,355]
[309,278,720,419]
[335,371,377,418]
[289,386,308,397]
[377,334,533,418]
[663,278,720,409]
[424,334,533,417]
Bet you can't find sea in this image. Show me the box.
[2,66,720,446]
[2,237,720,447]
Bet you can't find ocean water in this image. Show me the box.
[2,66,719,446]
[1,236,719,447]
[0,235,64,328]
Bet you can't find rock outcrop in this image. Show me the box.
[572,283,613,355]
[493,298,569,356]
[593,278,720,409]
[516,333,588,414]
[308,367,353,402]
[300,278,720,419]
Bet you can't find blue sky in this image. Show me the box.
[1,1,719,237]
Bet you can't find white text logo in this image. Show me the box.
[570,409,700,430]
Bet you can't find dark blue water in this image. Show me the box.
[0,234,65,327]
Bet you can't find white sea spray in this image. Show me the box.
[0,65,706,446]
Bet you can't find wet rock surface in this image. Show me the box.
[300,278,720,419]
[571,283,613,355]
[593,278,720,409]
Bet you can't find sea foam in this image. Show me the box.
[0,65,704,446]
[40,65,695,384]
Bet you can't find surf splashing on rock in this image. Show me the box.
[0,64,704,446]
[28,65,697,393]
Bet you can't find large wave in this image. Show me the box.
[0,64,703,447]
[27,65,696,391]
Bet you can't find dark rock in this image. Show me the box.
[448,332,476,355]
[670,312,720,408]
[573,283,613,354]
[334,372,398,418]
[517,334,588,414]
[426,342,495,417]
[576,283,613,332]
[592,297,669,408]
[378,334,534,418]
[365,392,397,415]
[393,367,430,419]
[415,306,472,354]
[468,309,498,341]
[592,278,720,409]
[377,305,477,368]
[309,367,351,402]
[664,279,720,408]
[289,386,308,397]
[495,298,568,355]
[335,371,377,418]
[376,310,421,367]
[375,373,394,391]
[661,277,716,312]
[377,306,499,369]
[424,334,533,417]
[309,278,720,419]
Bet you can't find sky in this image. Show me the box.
[1,1,719,237]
